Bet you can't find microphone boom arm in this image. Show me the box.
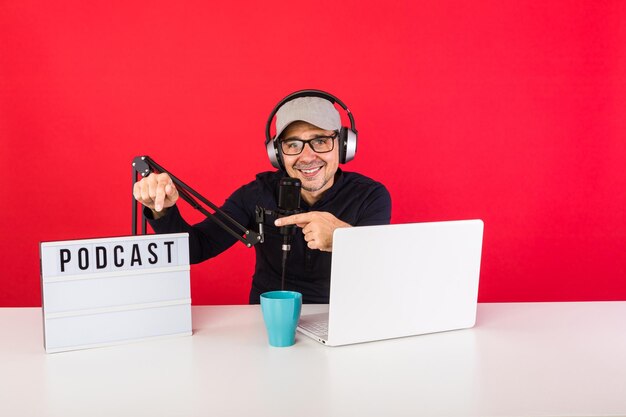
[132,155,262,248]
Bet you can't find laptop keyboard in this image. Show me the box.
[299,319,329,336]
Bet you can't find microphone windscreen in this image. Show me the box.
[278,178,301,212]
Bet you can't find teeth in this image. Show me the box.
[301,167,321,174]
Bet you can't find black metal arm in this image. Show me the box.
[131,155,263,248]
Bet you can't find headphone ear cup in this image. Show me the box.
[338,127,357,164]
[344,128,357,163]
[266,138,284,170]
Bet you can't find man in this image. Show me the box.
[134,91,391,303]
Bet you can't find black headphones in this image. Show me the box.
[265,89,358,170]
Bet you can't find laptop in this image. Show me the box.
[297,219,484,346]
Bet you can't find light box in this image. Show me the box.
[40,233,191,353]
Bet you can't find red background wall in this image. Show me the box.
[1,1,625,306]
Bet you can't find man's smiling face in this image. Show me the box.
[280,121,339,204]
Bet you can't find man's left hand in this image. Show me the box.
[274,212,351,252]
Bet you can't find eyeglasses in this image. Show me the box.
[280,132,338,156]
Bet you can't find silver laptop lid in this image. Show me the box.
[326,220,484,346]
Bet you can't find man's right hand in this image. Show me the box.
[133,172,179,218]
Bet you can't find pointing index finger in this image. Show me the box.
[275,212,312,227]
[154,176,171,212]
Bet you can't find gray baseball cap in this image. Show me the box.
[275,96,341,140]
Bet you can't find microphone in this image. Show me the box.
[277,177,301,290]
[278,177,302,237]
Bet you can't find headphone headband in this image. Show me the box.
[265,89,357,145]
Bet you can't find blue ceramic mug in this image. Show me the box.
[260,291,302,347]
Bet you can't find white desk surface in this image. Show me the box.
[1,302,625,417]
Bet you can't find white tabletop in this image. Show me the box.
[1,302,625,417]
